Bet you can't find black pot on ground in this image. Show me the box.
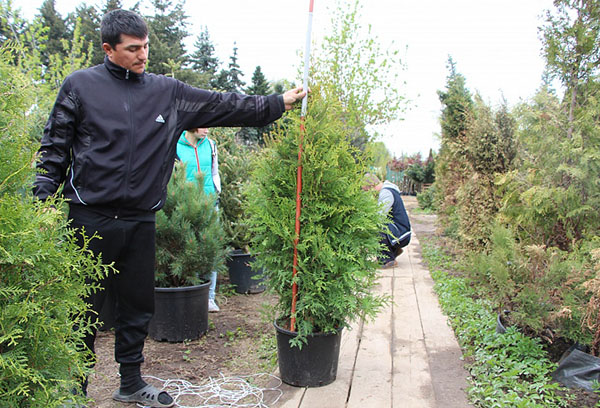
[274,320,343,387]
[496,310,511,334]
[226,249,266,294]
[148,281,210,342]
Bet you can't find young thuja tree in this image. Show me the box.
[155,162,227,287]
[246,88,388,344]
[0,44,111,407]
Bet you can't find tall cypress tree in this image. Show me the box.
[434,56,473,227]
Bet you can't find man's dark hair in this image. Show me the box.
[101,9,148,48]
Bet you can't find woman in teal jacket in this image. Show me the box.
[177,127,221,311]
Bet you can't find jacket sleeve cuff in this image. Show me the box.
[276,94,285,113]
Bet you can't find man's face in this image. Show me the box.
[103,34,149,74]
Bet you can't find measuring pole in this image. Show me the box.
[290,0,314,333]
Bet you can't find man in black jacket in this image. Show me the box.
[34,9,306,408]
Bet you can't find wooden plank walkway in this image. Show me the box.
[273,233,471,408]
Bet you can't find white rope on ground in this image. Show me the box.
[139,373,283,408]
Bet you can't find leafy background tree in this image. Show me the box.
[311,0,407,150]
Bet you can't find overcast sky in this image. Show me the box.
[14,0,556,157]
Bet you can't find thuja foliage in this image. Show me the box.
[155,162,226,288]
[246,88,388,345]
[434,57,473,235]
[436,69,600,346]
[485,87,600,343]
[0,44,111,407]
[422,243,570,408]
[454,96,516,249]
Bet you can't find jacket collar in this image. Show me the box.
[104,56,145,82]
[179,132,209,148]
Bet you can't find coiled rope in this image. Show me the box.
[139,373,283,408]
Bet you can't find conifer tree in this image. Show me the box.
[541,0,600,138]
[245,65,270,95]
[212,44,244,92]
[68,4,102,66]
[38,0,69,67]
[101,0,123,14]
[227,43,244,92]
[246,86,387,343]
[434,56,473,231]
[145,0,189,76]
[0,0,28,44]
[155,163,226,287]
[0,43,110,408]
[238,65,272,144]
[190,26,219,75]
[187,26,220,88]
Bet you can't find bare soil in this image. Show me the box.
[87,287,279,407]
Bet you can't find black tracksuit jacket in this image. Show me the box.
[34,57,285,212]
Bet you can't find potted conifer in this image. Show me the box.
[149,162,227,342]
[246,88,388,387]
[217,128,266,294]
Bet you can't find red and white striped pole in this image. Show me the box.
[290,0,314,333]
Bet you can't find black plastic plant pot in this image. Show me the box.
[226,249,266,294]
[274,320,343,387]
[496,310,511,334]
[148,281,210,342]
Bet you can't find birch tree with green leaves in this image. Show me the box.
[311,0,407,150]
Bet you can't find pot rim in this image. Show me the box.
[273,318,343,337]
[154,280,210,292]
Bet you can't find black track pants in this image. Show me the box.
[69,206,156,365]
[379,232,411,264]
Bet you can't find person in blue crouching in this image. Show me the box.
[364,174,412,269]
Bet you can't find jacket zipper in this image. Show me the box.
[123,82,135,203]
[194,144,201,173]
